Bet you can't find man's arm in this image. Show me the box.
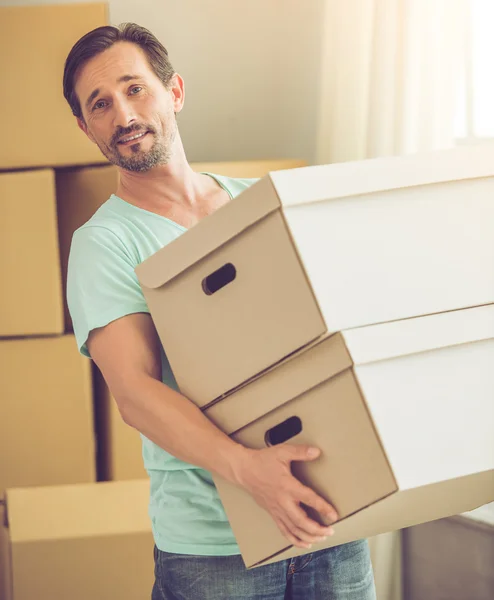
[88,313,337,548]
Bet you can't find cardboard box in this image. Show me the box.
[56,165,119,330]
[0,335,96,496]
[0,505,10,600]
[2,480,153,600]
[191,159,307,178]
[56,161,306,331]
[204,305,494,568]
[136,144,494,406]
[93,366,148,481]
[0,169,63,337]
[0,3,108,170]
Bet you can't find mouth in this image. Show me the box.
[117,131,149,146]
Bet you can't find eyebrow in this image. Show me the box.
[84,75,142,111]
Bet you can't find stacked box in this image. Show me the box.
[0,3,107,170]
[205,306,494,566]
[3,481,153,600]
[0,335,96,494]
[0,4,107,598]
[135,144,494,567]
[0,170,63,337]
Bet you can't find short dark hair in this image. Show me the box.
[63,22,175,119]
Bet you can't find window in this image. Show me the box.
[455,0,494,142]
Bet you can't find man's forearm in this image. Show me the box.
[119,375,250,484]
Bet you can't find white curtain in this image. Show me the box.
[316,2,470,598]
[316,0,470,164]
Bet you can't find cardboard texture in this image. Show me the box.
[191,159,307,178]
[0,169,63,337]
[205,305,494,568]
[0,335,96,496]
[3,480,153,600]
[56,165,119,330]
[0,505,10,600]
[136,144,494,405]
[93,365,148,481]
[0,3,108,170]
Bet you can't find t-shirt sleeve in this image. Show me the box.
[67,225,149,358]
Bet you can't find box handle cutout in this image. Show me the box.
[265,416,302,446]
[202,263,236,295]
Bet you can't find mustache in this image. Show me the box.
[111,123,156,146]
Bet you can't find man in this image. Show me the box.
[63,22,376,600]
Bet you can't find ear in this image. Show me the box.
[77,117,96,143]
[169,73,185,114]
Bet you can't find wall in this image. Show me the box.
[1,0,326,164]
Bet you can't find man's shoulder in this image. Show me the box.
[70,198,136,261]
[74,195,127,239]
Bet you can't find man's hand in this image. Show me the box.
[233,445,338,549]
[88,315,336,550]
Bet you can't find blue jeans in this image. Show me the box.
[152,539,376,600]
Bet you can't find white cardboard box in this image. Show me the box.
[136,145,494,406]
[204,305,494,568]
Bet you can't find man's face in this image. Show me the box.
[75,42,182,172]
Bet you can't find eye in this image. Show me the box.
[130,86,142,95]
[93,100,106,111]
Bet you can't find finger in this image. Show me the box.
[284,518,332,545]
[279,444,321,463]
[299,486,339,523]
[284,499,335,537]
[276,515,312,549]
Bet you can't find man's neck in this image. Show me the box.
[115,138,214,216]
[113,136,230,228]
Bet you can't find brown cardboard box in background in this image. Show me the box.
[56,165,119,330]
[93,366,148,481]
[136,145,494,407]
[2,480,153,600]
[0,3,108,170]
[205,305,494,568]
[191,159,307,178]
[0,170,63,337]
[0,505,10,600]
[0,335,96,496]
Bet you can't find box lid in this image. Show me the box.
[204,334,352,434]
[271,144,494,207]
[5,480,150,543]
[135,177,280,289]
[136,145,494,291]
[342,303,494,365]
[205,304,494,434]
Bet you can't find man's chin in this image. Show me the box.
[114,154,169,173]
[99,142,170,172]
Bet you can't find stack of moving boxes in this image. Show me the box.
[0,4,156,600]
[2,1,491,597]
[136,145,494,569]
[0,4,309,598]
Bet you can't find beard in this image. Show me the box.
[99,118,177,172]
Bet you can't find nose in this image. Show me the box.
[112,95,137,129]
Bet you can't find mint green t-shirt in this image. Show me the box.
[67,173,256,555]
